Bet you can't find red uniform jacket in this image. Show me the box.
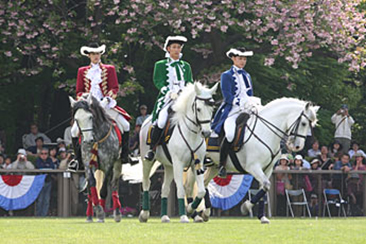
[76,63,131,121]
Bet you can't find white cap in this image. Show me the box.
[294,155,303,160]
[17,148,27,156]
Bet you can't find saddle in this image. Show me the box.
[206,113,249,152]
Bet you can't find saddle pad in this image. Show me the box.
[206,125,246,152]
[146,120,175,146]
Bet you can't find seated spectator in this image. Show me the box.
[332,153,352,193]
[308,159,321,192]
[56,138,67,153]
[348,142,366,160]
[58,147,67,161]
[136,105,149,126]
[275,154,292,216]
[27,136,44,157]
[317,146,333,170]
[22,123,51,149]
[3,156,12,169]
[292,154,310,170]
[35,148,54,217]
[307,140,321,158]
[11,149,35,170]
[310,158,321,170]
[49,147,60,169]
[329,140,342,158]
[347,152,366,215]
[309,193,319,216]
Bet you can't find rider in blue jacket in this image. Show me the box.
[211,47,254,178]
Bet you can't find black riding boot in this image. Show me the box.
[218,138,233,178]
[121,131,138,165]
[144,127,163,161]
[68,137,82,172]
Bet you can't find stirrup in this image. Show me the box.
[67,159,79,172]
[144,150,155,161]
[218,166,227,179]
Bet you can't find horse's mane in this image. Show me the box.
[171,83,198,125]
[262,97,318,124]
[73,96,111,128]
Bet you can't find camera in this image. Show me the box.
[340,109,344,114]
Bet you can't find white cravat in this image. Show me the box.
[86,62,103,100]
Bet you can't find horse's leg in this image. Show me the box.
[160,165,174,223]
[241,165,270,217]
[187,162,206,223]
[199,166,219,222]
[139,158,154,223]
[88,166,105,222]
[86,188,93,223]
[172,162,189,223]
[99,170,111,212]
[111,162,123,223]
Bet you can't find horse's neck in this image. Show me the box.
[94,121,111,141]
[177,109,200,142]
[259,104,301,132]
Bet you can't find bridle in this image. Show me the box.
[178,95,215,164]
[183,96,215,134]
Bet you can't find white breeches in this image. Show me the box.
[224,110,241,143]
[71,109,130,138]
[154,101,172,129]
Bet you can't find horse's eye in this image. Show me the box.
[301,122,306,126]
[197,108,201,112]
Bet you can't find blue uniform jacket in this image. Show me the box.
[211,67,253,134]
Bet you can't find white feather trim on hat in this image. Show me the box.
[163,36,187,52]
[226,48,253,58]
[80,44,106,56]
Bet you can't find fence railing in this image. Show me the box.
[1,169,365,217]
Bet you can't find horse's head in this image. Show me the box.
[193,82,219,138]
[173,82,219,138]
[286,102,319,152]
[69,95,108,145]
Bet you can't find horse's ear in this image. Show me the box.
[313,105,320,113]
[305,102,311,110]
[209,82,219,95]
[194,82,201,95]
[69,96,76,108]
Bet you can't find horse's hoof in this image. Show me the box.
[97,218,105,223]
[201,208,211,222]
[86,216,93,223]
[180,215,189,223]
[161,215,170,223]
[240,200,254,216]
[193,215,204,223]
[139,210,150,223]
[95,205,105,221]
[186,203,194,215]
[260,216,270,224]
[114,208,122,223]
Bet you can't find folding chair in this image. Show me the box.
[323,189,347,217]
[285,189,311,218]
[247,189,272,218]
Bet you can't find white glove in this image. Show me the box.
[170,92,178,100]
[100,96,116,109]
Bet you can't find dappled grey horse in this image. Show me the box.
[69,95,123,223]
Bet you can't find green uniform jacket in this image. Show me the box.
[151,58,193,122]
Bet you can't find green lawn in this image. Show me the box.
[0,217,365,244]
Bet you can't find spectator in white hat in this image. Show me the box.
[12,148,35,170]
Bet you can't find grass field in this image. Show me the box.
[0,217,365,244]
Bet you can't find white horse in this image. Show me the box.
[185,98,319,222]
[139,82,219,223]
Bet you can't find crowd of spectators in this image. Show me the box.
[274,105,366,216]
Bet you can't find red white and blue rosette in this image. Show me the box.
[208,174,253,210]
[0,174,46,211]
